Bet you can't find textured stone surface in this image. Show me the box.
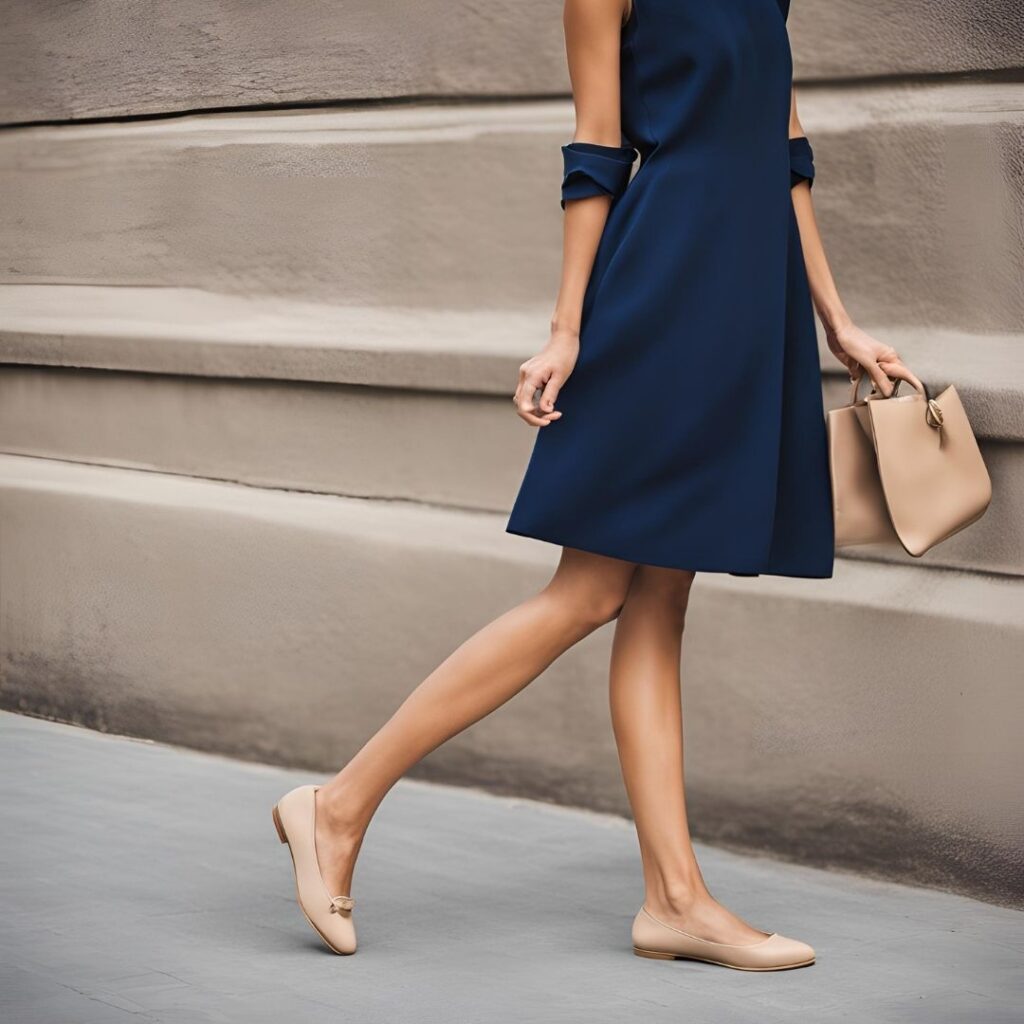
[0,105,565,310]
[804,82,1024,333]
[2,1,1021,125]
[0,285,544,393]
[1,284,1021,576]
[0,365,534,514]
[0,0,568,125]
[2,456,1022,905]
[789,0,1024,80]
[1,283,1020,434]
[1,361,1020,577]
[2,88,1022,328]
[4,712,1023,1022]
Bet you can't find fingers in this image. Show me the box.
[837,327,923,398]
[868,343,923,397]
[862,360,895,397]
[518,405,558,427]
[514,365,562,427]
[861,359,923,398]
[838,354,860,378]
[878,357,924,395]
[538,372,564,415]
[516,367,546,423]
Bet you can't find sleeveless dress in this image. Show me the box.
[506,0,834,579]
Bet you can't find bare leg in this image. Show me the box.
[315,547,638,895]
[609,566,768,944]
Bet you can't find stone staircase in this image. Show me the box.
[1,1,1022,905]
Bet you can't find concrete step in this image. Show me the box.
[3,284,1020,434]
[1,103,566,311]
[802,81,1024,334]
[1,454,1021,904]
[2,86,1022,328]
[0,285,541,393]
[1,284,1021,575]
[789,1,1024,79]
[0,365,535,516]
[2,1,1019,124]
[0,1,569,125]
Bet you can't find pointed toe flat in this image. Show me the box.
[632,907,815,971]
[273,785,356,955]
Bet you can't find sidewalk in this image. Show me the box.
[1,711,1020,1024]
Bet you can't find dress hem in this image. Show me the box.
[505,522,834,581]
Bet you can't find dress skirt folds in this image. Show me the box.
[506,0,835,579]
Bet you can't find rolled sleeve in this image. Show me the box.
[561,142,638,209]
[789,136,815,189]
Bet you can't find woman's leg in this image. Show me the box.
[315,547,637,895]
[609,566,768,944]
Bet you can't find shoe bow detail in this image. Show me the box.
[329,895,355,914]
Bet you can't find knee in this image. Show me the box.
[578,585,632,628]
[632,567,696,624]
[545,576,632,631]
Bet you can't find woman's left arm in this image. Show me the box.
[788,92,920,395]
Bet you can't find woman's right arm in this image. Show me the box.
[514,0,630,427]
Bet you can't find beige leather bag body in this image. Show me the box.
[827,375,992,557]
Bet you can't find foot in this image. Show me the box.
[313,786,365,898]
[273,786,358,954]
[645,890,771,946]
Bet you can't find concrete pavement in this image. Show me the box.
[1,711,1021,1023]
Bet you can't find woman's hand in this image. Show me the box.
[827,322,923,397]
[513,329,579,426]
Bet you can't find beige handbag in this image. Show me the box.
[827,374,991,556]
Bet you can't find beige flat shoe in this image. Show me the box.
[632,907,815,971]
[273,784,356,955]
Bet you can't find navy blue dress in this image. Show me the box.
[506,0,834,579]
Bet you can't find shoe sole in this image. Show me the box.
[272,804,354,956]
[633,946,815,971]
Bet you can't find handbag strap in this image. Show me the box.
[848,371,944,429]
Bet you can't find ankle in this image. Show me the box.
[316,784,369,843]
[645,880,709,919]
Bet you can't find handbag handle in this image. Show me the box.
[846,371,904,405]
[847,371,944,429]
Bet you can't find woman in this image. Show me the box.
[273,0,917,969]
